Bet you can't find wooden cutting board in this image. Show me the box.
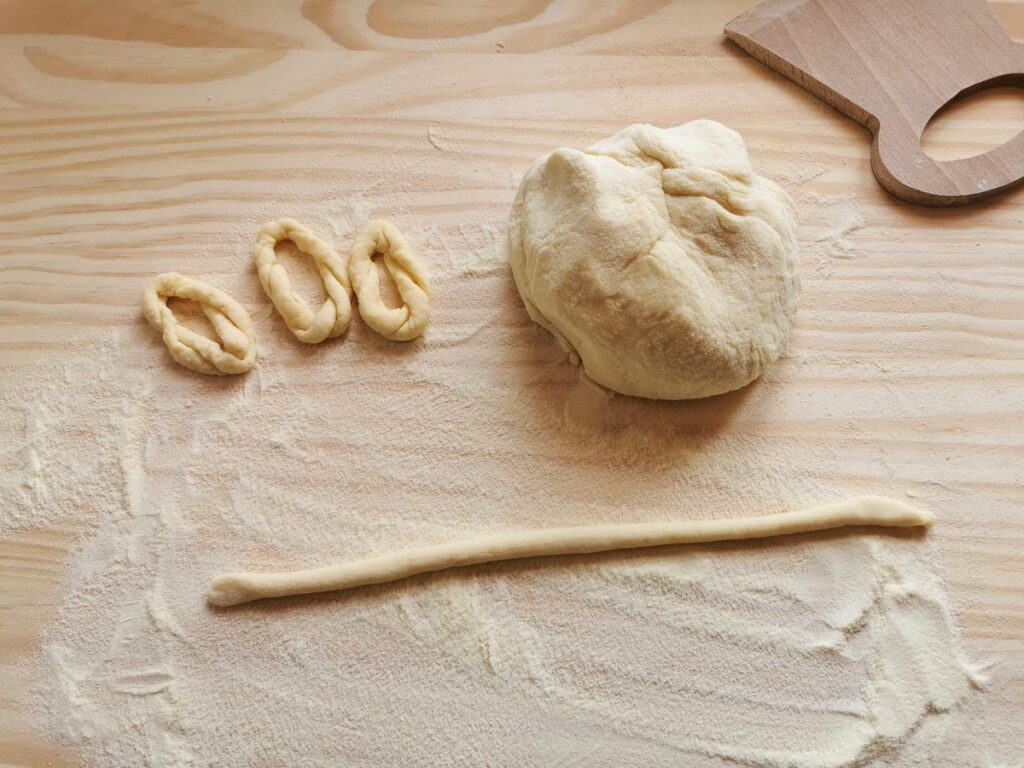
[726,0,1024,205]
[1,1,1022,764]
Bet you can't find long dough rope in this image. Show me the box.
[348,220,430,341]
[208,496,933,607]
[253,217,353,344]
[143,272,256,375]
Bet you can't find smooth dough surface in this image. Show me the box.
[142,272,256,375]
[207,496,933,606]
[508,120,800,400]
[348,220,430,341]
[253,217,352,344]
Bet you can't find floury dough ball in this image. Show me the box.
[508,121,800,400]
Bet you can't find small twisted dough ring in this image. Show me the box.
[252,218,352,344]
[349,220,430,341]
[142,272,256,376]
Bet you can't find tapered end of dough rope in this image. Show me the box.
[852,495,935,528]
[207,574,254,607]
[907,506,935,527]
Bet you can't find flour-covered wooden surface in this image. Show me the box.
[1,2,1023,765]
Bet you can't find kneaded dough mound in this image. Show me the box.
[508,121,800,400]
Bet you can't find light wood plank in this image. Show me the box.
[1,1,1022,764]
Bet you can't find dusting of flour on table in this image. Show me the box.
[1,194,1017,766]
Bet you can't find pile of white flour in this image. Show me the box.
[0,189,1017,766]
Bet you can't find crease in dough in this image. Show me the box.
[142,272,256,376]
[253,217,353,344]
[207,496,933,607]
[348,220,430,341]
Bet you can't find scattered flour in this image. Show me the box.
[327,198,377,243]
[760,154,866,270]
[421,220,507,278]
[384,535,990,768]
[427,125,450,152]
[0,159,1017,766]
[796,191,866,266]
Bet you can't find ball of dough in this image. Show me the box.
[508,121,800,400]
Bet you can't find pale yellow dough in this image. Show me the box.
[349,220,430,341]
[253,217,353,344]
[509,121,800,400]
[143,272,256,376]
[208,496,933,606]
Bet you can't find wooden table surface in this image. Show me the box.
[1,1,1023,765]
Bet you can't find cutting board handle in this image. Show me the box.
[726,0,1024,206]
[874,74,1024,205]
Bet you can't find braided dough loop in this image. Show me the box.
[349,220,430,341]
[143,272,256,376]
[253,218,352,344]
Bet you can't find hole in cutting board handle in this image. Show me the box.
[921,77,1024,161]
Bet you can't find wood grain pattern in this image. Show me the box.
[1,1,1023,765]
[726,0,1024,205]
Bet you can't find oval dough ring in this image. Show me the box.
[142,272,256,376]
[253,217,353,344]
[348,220,430,341]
